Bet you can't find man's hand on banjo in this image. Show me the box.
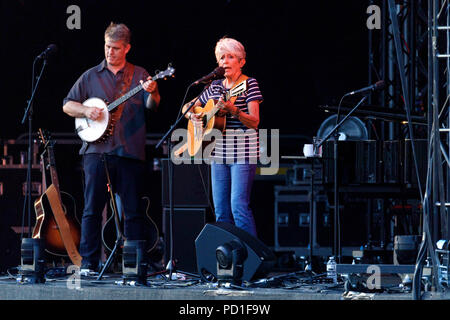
[140,76,158,94]
[85,106,103,121]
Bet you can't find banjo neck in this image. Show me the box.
[107,83,144,112]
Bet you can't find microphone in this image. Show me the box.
[36,44,58,60]
[347,80,385,96]
[192,67,225,85]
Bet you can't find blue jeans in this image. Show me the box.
[211,162,257,237]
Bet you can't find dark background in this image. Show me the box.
[0,0,373,248]
[1,0,370,139]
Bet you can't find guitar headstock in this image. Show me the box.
[37,128,50,147]
[229,80,247,97]
[152,63,175,81]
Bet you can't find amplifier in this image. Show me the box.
[0,167,41,272]
[383,139,428,186]
[0,167,42,228]
[161,160,210,207]
[404,139,427,187]
[322,140,380,185]
[162,207,206,273]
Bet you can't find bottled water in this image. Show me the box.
[326,256,337,283]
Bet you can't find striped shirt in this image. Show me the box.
[199,77,263,163]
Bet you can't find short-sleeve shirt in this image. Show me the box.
[63,60,151,161]
[198,77,263,163]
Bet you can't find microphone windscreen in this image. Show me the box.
[214,67,225,77]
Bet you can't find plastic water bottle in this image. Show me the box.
[326,256,337,283]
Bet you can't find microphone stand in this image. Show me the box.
[21,57,48,238]
[316,94,368,263]
[155,82,210,281]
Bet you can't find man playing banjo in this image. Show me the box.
[62,22,160,273]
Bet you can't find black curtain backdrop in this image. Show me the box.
[0,0,376,248]
[1,0,370,140]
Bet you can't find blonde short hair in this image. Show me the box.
[214,37,246,62]
[104,22,131,44]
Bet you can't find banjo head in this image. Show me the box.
[75,98,110,142]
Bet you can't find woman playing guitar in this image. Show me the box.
[182,37,263,237]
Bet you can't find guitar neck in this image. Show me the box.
[208,91,231,121]
[107,83,144,112]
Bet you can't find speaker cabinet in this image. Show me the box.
[323,140,380,185]
[0,223,21,272]
[162,207,206,273]
[195,222,276,281]
[161,160,210,207]
[0,168,41,272]
[404,139,427,187]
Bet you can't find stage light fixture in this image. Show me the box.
[216,239,248,285]
[18,238,45,284]
[122,240,147,285]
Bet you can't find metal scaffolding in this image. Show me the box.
[368,0,429,142]
[368,0,449,298]
[411,0,450,299]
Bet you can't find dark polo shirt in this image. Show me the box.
[63,60,151,161]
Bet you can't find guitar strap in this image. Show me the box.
[45,184,82,266]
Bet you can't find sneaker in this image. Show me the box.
[79,262,98,277]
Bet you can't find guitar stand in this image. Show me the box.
[96,155,125,281]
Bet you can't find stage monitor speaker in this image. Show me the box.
[195,222,276,282]
[162,207,206,273]
[161,159,210,207]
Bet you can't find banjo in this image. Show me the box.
[75,64,175,142]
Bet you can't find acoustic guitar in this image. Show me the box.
[101,195,159,255]
[32,129,82,266]
[75,64,175,143]
[185,79,247,157]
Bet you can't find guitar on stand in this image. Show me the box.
[101,195,160,256]
[32,129,82,266]
[75,64,175,143]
